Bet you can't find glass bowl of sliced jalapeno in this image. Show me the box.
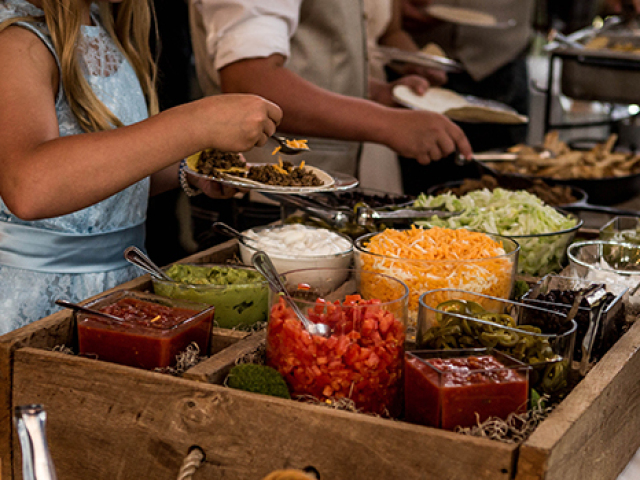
[415,289,577,396]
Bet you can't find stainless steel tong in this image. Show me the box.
[264,192,462,228]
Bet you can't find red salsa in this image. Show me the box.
[405,354,528,430]
[266,295,405,416]
[77,297,214,370]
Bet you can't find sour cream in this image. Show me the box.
[242,224,352,258]
[238,224,354,276]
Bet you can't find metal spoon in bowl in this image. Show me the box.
[55,299,123,322]
[251,251,331,338]
[211,222,255,244]
[123,246,172,281]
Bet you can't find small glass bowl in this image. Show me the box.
[151,263,269,329]
[76,290,215,370]
[354,230,519,338]
[417,289,577,395]
[599,216,640,245]
[567,240,640,295]
[238,224,354,275]
[405,348,530,430]
[521,274,628,364]
[266,268,409,416]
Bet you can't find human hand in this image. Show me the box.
[192,94,283,153]
[396,64,448,87]
[371,75,430,107]
[382,109,473,164]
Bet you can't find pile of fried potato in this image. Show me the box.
[585,36,640,54]
[486,131,640,179]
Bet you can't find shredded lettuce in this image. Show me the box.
[414,188,580,276]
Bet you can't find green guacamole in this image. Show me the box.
[153,264,268,329]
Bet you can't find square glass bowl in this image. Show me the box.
[405,348,530,430]
[599,216,640,245]
[354,230,519,338]
[151,263,268,329]
[567,240,640,297]
[266,268,408,416]
[417,289,576,395]
[521,274,628,363]
[76,290,214,370]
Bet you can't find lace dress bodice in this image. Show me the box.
[0,0,151,333]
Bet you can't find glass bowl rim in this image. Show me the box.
[151,262,269,289]
[418,288,578,339]
[239,224,354,259]
[77,290,216,332]
[417,209,583,239]
[278,267,410,308]
[407,348,532,374]
[567,239,640,276]
[354,229,521,264]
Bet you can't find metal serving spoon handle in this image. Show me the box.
[251,251,331,337]
[55,299,123,322]
[123,246,172,281]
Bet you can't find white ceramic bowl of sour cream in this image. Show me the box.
[238,224,354,282]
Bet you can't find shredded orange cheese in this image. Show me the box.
[358,226,515,327]
[287,138,309,150]
[272,145,282,155]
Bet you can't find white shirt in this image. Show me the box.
[190,0,302,93]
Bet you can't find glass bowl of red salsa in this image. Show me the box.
[76,290,215,370]
[266,268,409,416]
[405,348,530,430]
[417,289,577,396]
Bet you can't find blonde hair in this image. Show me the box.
[0,0,159,132]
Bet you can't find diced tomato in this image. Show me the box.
[266,294,405,416]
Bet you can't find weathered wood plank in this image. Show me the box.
[208,327,252,357]
[12,348,517,480]
[183,331,266,385]
[0,309,75,480]
[517,320,640,480]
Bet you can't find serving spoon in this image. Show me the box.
[123,246,173,281]
[272,135,310,155]
[211,222,255,244]
[55,299,123,322]
[251,251,331,337]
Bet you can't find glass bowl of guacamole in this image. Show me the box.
[151,263,268,329]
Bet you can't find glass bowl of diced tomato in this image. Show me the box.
[266,268,409,417]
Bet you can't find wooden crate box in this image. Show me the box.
[3,238,640,479]
[0,240,252,480]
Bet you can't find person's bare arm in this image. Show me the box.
[220,54,471,163]
[0,26,281,220]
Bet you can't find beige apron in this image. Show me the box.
[189,0,369,177]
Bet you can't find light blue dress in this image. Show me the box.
[0,0,150,334]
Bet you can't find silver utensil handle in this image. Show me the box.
[14,405,58,480]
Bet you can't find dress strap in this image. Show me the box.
[0,221,145,273]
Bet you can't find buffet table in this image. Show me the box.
[2,224,640,480]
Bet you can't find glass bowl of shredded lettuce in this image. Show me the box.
[414,188,582,277]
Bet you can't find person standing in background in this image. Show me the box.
[361,0,449,194]
[399,0,535,195]
[188,0,473,181]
